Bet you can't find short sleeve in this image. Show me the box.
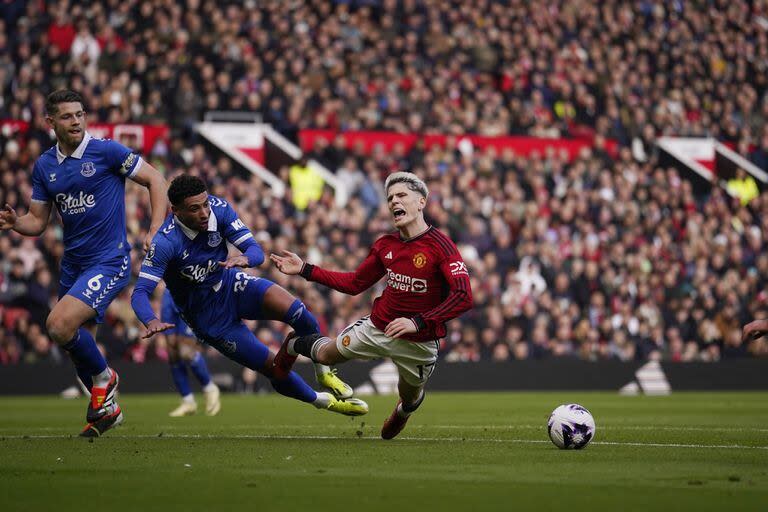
[103,139,143,178]
[30,161,51,203]
[218,200,254,249]
[138,236,173,283]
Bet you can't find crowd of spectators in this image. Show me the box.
[2,0,768,366]
[4,1,768,162]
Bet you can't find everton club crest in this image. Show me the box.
[208,232,222,247]
[81,161,96,177]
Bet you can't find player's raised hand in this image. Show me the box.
[385,317,419,338]
[142,319,175,339]
[0,204,17,230]
[269,250,304,275]
[742,319,768,342]
[219,255,250,269]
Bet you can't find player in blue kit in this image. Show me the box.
[0,90,168,437]
[160,289,221,417]
[131,175,367,416]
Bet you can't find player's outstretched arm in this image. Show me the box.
[129,161,168,252]
[270,250,304,275]
[131,279,175,339]
[272,248,385,295]
[0,201,52,236]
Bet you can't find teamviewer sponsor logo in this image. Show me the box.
[386,268,428,293]
[55,191,96,215]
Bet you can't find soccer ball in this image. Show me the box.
[547,403,596,449]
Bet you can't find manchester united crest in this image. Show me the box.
[342,335,351,346]
[413,252,427,269]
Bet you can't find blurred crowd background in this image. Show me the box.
[2,0,768,367]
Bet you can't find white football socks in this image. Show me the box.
[313,392,334,409]
[92,367,112,387]
[314,364,331,377]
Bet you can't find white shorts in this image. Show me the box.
[336,317,439,387]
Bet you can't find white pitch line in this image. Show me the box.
[1,433,766,450]
[2,424,768,434]
[420,425,768,433]
[1,424,767,433]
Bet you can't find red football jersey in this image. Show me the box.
[303,226,473,342]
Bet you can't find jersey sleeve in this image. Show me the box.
[219,200,254,249]
[412,239,473,332]
[217,199,264,266]
[137,235,173,284]
[30,161,51,203]
[302,246,386,295]
[103,139,143,178]
[132,235,173,325]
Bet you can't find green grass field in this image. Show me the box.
[0,392,766,511]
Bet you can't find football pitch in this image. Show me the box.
[0,392,766,511]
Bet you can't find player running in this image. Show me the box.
[271,172,473,439]
[0,89,168,437]
[160,289,221,417]
[131,175,366,417]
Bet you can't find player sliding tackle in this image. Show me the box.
[271,172,473,439]
[131,175,367,417]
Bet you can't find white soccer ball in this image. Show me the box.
[547,403,596,449]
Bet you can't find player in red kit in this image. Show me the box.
[270,172,473,439]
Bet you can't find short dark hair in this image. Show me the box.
[45,89,85,116]
[168,175,207,206]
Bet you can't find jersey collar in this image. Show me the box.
[174,212,218,240]
[56,131,92,164]
[400,225,432,242]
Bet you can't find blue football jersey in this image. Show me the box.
[137,195,258,331]
[31,132,141,264]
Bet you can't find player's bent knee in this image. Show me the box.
[317,341,345,365]
[177,343,196,361]
[46,313,78,345]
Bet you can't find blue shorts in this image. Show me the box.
[160,290,195,338]
[182,270,275,348]
[59,254,130,324]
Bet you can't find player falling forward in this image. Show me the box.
[131,175,366,417]
[271,172,473,439]
[0,90,168,437]
[161,289,221,417]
